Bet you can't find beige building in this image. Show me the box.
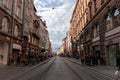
[57,45,64,55]
[70,0,90,55]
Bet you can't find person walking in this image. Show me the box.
[16,55,20,66]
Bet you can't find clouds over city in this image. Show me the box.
[34,0,76,51]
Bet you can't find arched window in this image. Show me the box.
[14,25,19,37]
[16,0,22,17]
[1,17,9,33]
[106,15,113,31]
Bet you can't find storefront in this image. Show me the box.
[106,44,118,66]
[12,43,22,64]
[105,27,120,66]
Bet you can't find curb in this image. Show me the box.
[9,57,55,80]
[65,58,115,79]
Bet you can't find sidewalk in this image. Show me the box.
[66,57,119,79]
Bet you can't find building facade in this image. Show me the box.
[0,0,51,65]
[70,0,90,57]
[63,37,67,53]
[70,0,120,66]
[56,45,64,55]
[83,0,120,66]
[0,0,24,65]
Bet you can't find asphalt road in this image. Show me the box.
[10,56,114,80]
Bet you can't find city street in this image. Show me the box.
[1,56,114,80]
[0,0,120,80]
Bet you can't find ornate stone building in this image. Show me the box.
[0,0,23,65]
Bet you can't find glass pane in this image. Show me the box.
[106,16,111,21]
[114,9,119,16]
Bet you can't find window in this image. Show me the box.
[28,34,31,43]
[88,2,92,18]
[14,25,19,37]
[93,24,99,38]
[16,6,20,16]
[3,0,5,4]
[16,0,22,17]
[1,17,9,33]
[90,6,92,18]
[25,23,29,32]
[106,15,113,31]
[94,0,97,12]
[86,30,90,41]
[114,9,119,17]
[86,10,89,23]
[113,8,120,27]
[3,0,7,5]
[3,0,10,8]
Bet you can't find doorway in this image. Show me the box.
[108,44,118,66]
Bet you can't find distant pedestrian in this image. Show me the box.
[85,54,90,65]
[16,55,20,66]
[81,56,84,64]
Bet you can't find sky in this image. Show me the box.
[34,0,76,51]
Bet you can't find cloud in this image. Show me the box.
[34,0,76,51]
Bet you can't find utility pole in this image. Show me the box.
[8,0,15,65]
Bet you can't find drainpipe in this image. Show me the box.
[8,0,15,65]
